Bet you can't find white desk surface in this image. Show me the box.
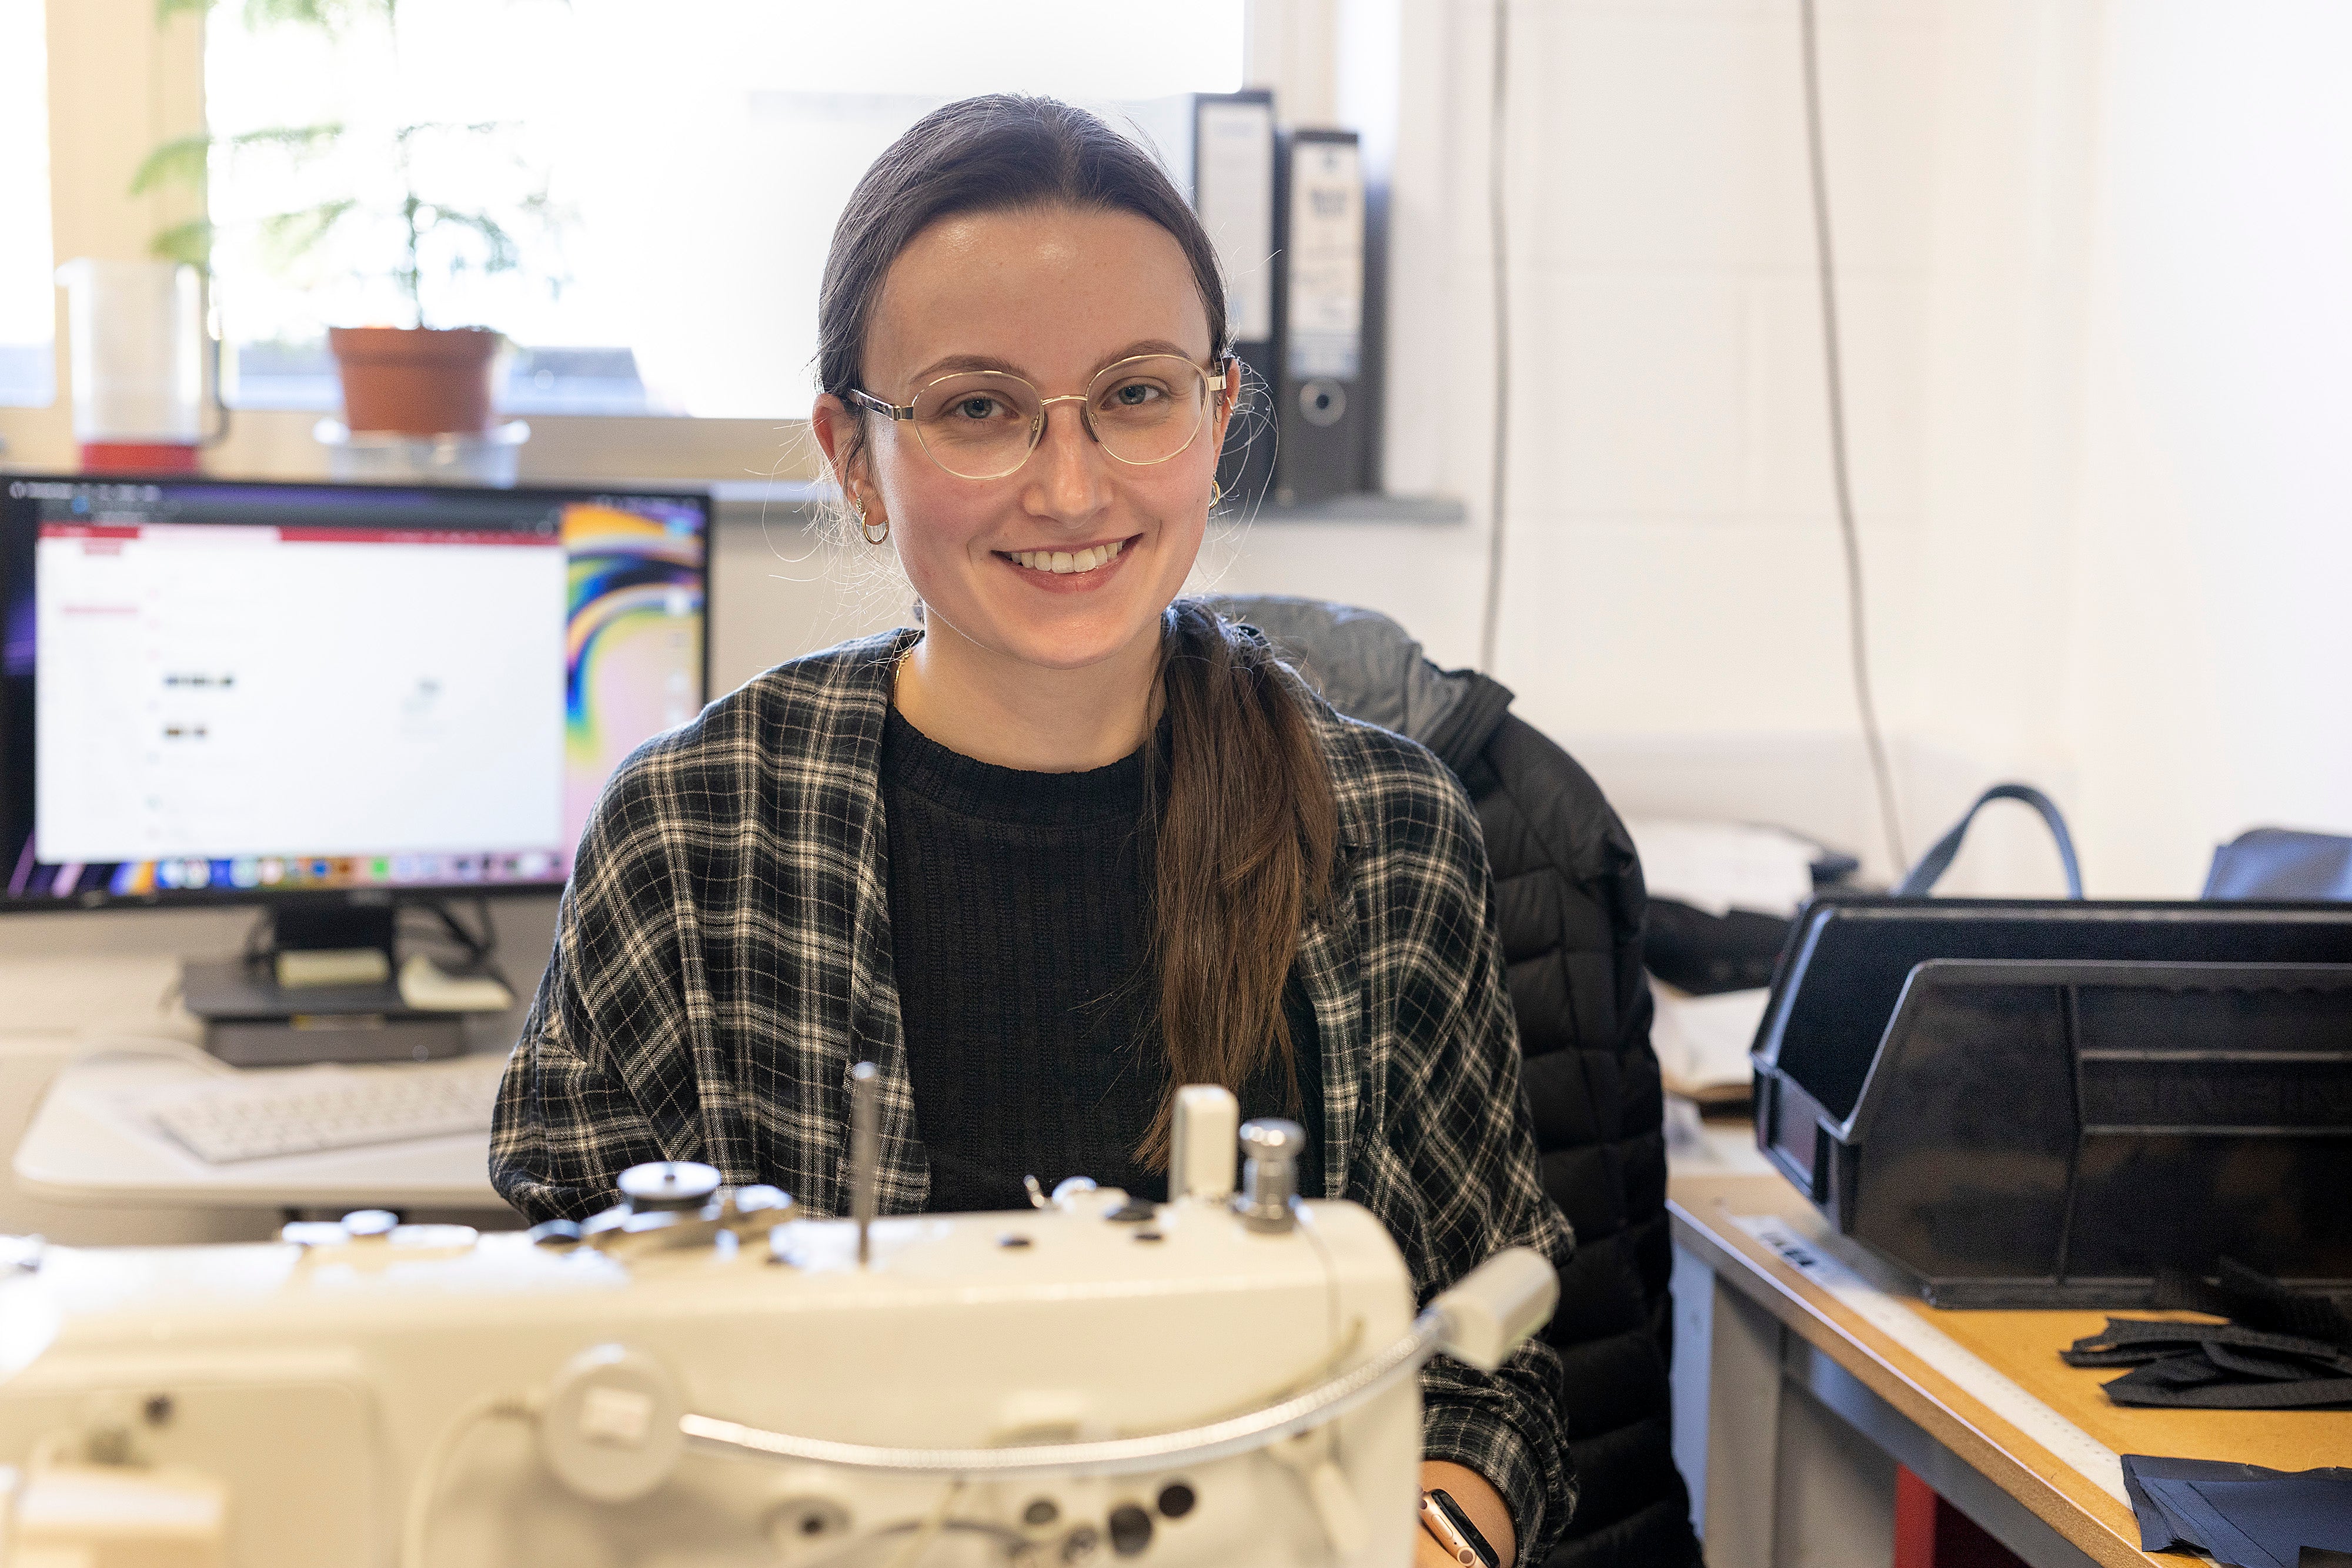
[14,1045,507,1212]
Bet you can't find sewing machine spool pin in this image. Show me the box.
[850,1061,880,1266]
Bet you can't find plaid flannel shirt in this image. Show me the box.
[491,623,1579,1561]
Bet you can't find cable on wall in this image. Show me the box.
[1477,0,1511,675]
[1800,0,1908,874]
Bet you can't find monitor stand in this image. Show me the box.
[181,896,473,1069]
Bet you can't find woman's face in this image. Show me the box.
[820,204,1231,678]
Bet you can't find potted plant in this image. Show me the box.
[138,0,565,437]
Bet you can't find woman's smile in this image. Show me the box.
[995,534,1136,589]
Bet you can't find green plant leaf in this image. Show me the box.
[239,0,394,32]
[229,122,346,158]
[149,219,216,269]
[156,0,214,23]
[426,209,520,274]
[130,134,213,196]
[258,198,359,268]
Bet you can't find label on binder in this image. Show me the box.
[1287,140,1364,380]
[1196,100,1276,346]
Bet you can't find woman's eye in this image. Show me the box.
[954,396,1001,420]
[1108,382,1165,407]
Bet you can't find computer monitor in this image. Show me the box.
[0,474,710,925]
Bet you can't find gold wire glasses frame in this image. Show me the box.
[847,353,1232,482]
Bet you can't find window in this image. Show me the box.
[0,0,55,407]
[202,1,1245,420]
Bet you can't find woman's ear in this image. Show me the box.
[811,393,877,521]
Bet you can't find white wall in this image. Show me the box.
[1244,0,2095,891]
[2060,1,2352,895]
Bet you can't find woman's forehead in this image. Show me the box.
[864,205,1213,392]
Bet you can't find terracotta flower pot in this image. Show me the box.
[327,325,503,436]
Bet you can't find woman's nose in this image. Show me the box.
[1028,400,1111,519]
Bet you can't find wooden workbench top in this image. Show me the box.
[1669,1168,2352,1568]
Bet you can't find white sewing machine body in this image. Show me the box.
[0,1195,1424,1567]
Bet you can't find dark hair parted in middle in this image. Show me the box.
[818,95,1338,1165]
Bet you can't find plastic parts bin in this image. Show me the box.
[1752,898,2352,1306]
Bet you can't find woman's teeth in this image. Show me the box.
[1008,540,1125,575]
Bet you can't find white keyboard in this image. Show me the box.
[146,1055,511,1165]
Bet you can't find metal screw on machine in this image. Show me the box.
[619,1161,721,1214]
[1234,1119,1304,1234]
[849,1062,880,1266]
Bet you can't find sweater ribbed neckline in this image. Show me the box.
[881,706,1152,830]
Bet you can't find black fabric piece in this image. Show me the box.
[2152,1259,2352,1349]
[2064,1315,2352,1407]
[1641,898,1792,996]
[2101,1369,2352,1409]
[2120,1455,2352,1568]
[880,707,1321,1212]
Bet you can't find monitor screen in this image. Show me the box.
[0,475,709,908]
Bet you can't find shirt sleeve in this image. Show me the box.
[1391,778,1580,1565]
[489,764,706,1224]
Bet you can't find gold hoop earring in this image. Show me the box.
[849,489,890,546]
[1209,480,1223,509]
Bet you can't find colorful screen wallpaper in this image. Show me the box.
[562,497,707,855]
[0,482,707,904]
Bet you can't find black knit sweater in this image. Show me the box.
[880,707,1319,1213]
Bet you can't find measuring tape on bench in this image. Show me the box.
[1732,1214,2129,1505]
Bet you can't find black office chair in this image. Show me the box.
[1209,596,1702,1568]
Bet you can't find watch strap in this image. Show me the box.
[1421,1487,1502,1568]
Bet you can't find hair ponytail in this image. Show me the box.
[1142,601,1339,1167]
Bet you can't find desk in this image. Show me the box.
[13,1044,506,1213]
[1669,1163,2352,1568]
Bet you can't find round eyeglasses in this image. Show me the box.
[847,354,1231,482]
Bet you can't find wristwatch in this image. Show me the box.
[1419,1487,1501,1568]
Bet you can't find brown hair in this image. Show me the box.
[818,96,1339,1164]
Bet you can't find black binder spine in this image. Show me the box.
[1272,128,1367,507]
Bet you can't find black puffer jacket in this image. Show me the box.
[1213,597,1700,1568]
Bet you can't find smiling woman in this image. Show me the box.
[490,96,1577,1568]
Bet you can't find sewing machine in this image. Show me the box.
[0,1083,1555,1567]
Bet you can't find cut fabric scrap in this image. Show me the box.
[2152,1258,2352,1349]
[2064,1317,2352,1409]
[2120,1456,2352,1568]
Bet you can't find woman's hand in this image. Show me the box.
[1416,1460,1515,1567]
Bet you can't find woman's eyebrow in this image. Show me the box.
[900,340,1205,388]
[1096,338,1195,368]
[904,352,1028,383]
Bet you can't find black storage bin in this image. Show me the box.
[1752,897,2352,1307]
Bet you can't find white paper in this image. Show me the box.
[1624,817,1820,918]
[1650,979,1770,1094]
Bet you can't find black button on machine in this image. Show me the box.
[1155,1482,1195,1519]
[1023,1498,1060,1527]
[1105,1199,1155,1223]
[1108,1504,1153,1556]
